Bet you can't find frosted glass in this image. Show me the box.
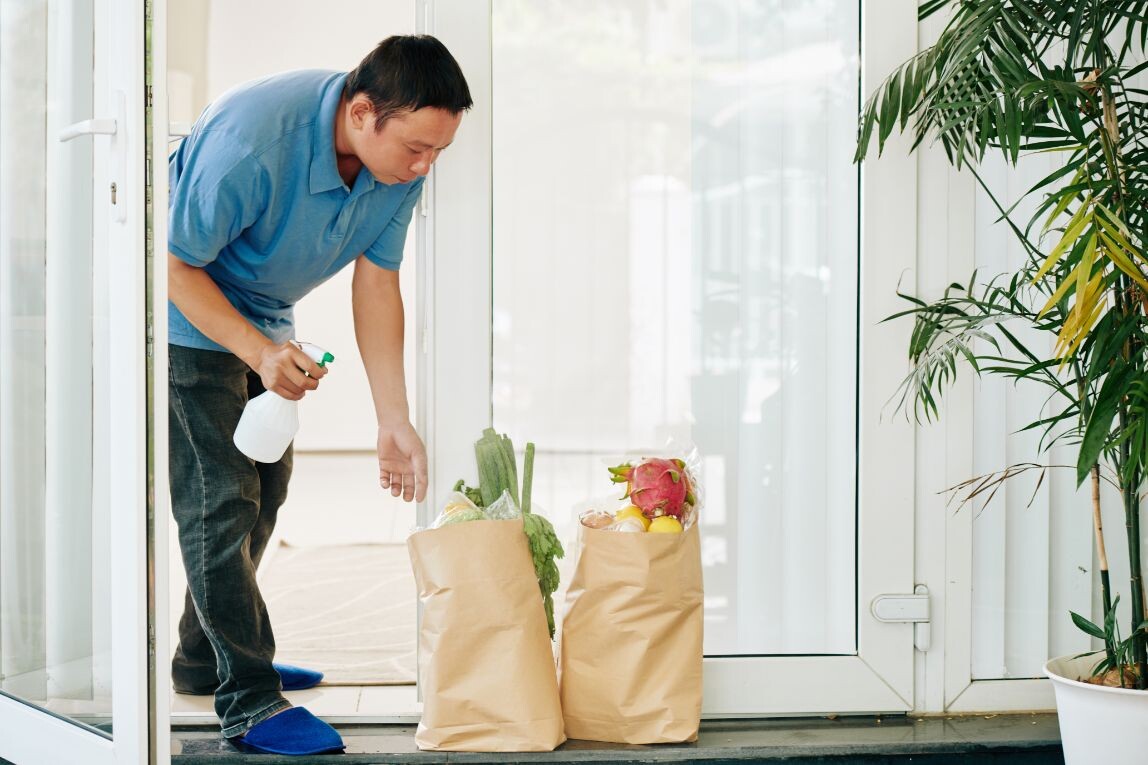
[492,0,860,654]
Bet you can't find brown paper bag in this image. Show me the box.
[407,517,566,751]
[558,521,703,744]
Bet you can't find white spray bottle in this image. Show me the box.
[233,341,334,463]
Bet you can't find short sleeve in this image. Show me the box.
[363,177,425,271]
[168,132,268,267]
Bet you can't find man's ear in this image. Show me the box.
[349,96,374,130]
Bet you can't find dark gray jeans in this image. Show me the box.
[168,344,292,737]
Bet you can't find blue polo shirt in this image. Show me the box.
[168,69,424,352]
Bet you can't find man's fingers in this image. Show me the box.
[286,365,319,392]
[269,365,315,399]
[273,379,306,400]
[290,347,328,380]
[380,466,405,497]
[380,468,421,502]
[412,452,428,503]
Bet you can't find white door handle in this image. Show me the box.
[58,91,127,222]
[58,118,117,142]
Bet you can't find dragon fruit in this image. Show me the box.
[608,457,696,520]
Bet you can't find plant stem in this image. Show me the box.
[1097,69,1148,687]
[1121,445,1148,688]
[1092,464,1115,664]
[522,442,535,515]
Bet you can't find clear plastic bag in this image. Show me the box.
[578,441,704,533]
[484,489,523,521]
[430,488,524,529]
[431,491,488,528]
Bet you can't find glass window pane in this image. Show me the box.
[0,0,112,734]
[492,0,860,655]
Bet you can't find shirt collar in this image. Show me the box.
[310,73,351,195]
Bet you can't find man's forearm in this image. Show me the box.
[168,253,273,367]
[352,259,409,424]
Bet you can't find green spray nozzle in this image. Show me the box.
[296,341,334,368]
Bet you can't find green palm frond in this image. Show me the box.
[860,1,1148,684]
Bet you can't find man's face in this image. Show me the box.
[348,98,462,185]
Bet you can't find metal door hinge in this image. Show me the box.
[871,584,930,651]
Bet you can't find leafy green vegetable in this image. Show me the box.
[456,429,564,638]
[523,511,563,638]
[452,479,485,508]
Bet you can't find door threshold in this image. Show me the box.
[172,713,1063,763]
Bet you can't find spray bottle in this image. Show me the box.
[233,341,334,463]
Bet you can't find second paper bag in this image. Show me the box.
[559,521,703,743]
[408,517,565,751]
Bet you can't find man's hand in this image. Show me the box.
[377,420,428,502]
[252,342,328,400]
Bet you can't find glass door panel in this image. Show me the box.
[490,0,860,655]
[0,0,111,733]
[0,0,154,760]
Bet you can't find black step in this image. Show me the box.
[170,714,1063,764]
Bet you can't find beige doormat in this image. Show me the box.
[260,543,416,686]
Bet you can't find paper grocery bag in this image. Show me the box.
[559,521,703,744]
[407,518,566,752]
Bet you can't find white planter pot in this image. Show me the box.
[1046,652,1148,764]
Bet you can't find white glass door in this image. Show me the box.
[423,0,920,714]
[0,0,160,761]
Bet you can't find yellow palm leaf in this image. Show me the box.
[1098,232,1148,294]
[1054,272,1107,361]
[1033,203,1092,283]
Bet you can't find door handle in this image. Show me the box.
[57,91,127,222]
[58,118,117,142]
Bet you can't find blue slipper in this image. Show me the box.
[274,662,324,691]
[236,707,344,755]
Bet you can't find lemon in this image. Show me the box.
[614,505,650,530]
[648,516,683,534]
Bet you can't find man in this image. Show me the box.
[167,36,470,755]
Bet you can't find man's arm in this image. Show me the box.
[352,254,427,503]
[169,253,325,399]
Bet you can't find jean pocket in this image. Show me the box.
[169,345,244,390]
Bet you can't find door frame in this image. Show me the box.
[419,0,921,715]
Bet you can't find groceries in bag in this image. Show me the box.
[407,428,565,752]
[560,451,704,744]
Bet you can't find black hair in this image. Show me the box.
[344,35,473,130]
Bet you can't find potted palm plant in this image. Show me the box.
[855,1,1148,762]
